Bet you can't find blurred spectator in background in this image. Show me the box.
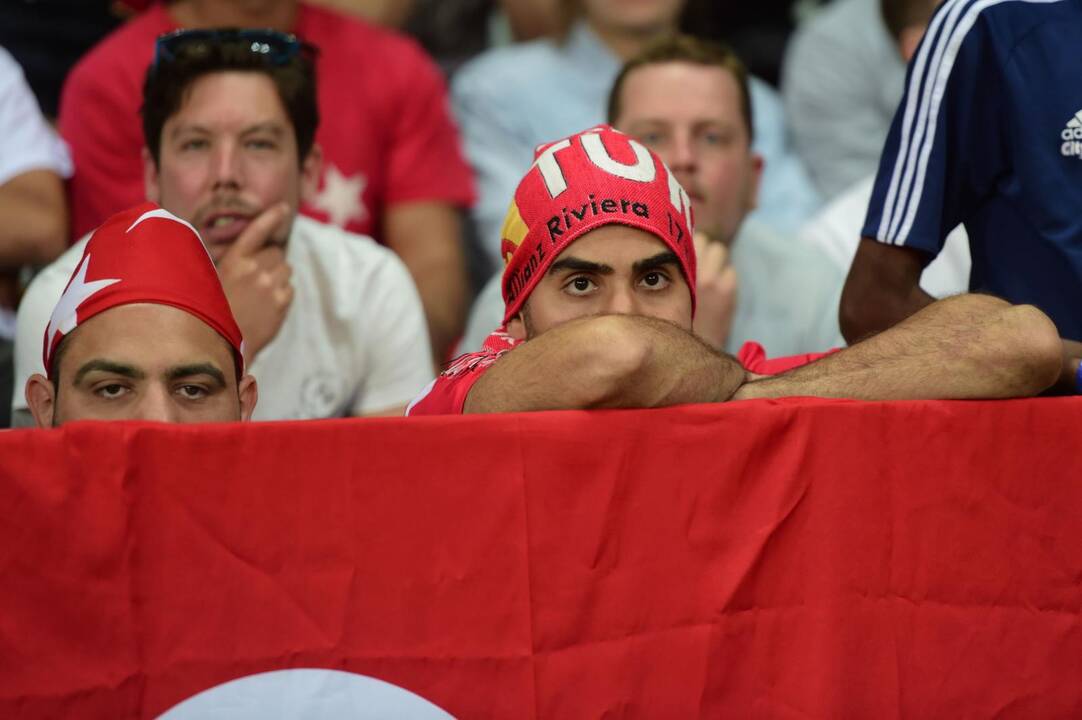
[58,0,472,361]
[842,0,1082,394]
[461,36,840,356]
[783,0,939,200]
[14,30,433,425]
[311,0,560,76]
[452,0,820,272]
[680,0,806,87]
[0,46,71,427]
[794,0,969,334]
[0,0,147,119]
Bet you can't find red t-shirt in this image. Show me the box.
[59,2,475,240]
[406,333,834,416]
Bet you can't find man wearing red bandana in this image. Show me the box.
[408,125,1062,415]
[24,203,257,427]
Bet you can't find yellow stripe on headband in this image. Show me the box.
[499,200,530,266]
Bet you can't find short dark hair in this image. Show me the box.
[880,0,939,41]
[141,35,319,166]
[607,34,754,143]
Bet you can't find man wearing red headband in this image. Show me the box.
[24,203,257,427]
[408,125,1062,415]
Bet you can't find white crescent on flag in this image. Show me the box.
[157,669,455,719]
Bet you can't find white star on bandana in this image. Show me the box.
[45,254,120,351]
[310,164,367,228]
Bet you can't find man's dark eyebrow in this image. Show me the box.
[165,363,227,387]
[241,123,286,136]
[73,360,145,385]
[548,257,614,275]
[633,251,681,274]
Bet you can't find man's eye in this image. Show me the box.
[565,276,597,295]
[638,131,664,146]
[179,138,209,152]
[177,385,209,400]
[95,384,129,399]
[640,272,671,290]
[246,138,277,150]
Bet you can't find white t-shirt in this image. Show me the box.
[0,46,72,184]
[797,176,971,300]
[12,216,434,421]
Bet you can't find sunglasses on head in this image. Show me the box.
[152,28,315,70]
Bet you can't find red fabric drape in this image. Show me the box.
[1,397,1080,717]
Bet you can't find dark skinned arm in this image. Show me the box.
[464,314,747,414]
[839,237,934,344]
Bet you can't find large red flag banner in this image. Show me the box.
[0,398,1080,718]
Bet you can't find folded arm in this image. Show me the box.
[737,294,1061,401]
[464,314,747,413]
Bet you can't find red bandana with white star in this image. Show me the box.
[43,202,245,378]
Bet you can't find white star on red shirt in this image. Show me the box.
[310,164,367,229]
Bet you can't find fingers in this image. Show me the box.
[221,202,291,262]
[697,238,730,281]
[693,230,710,260]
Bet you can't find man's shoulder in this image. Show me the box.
[291,216,401,269]
[65,5,166,87]
[453,38,563,99]
[289,217,414,306]
[977,0,1080,34]
[24,239,86,300]
[734,221,843,308]
[297,2,434,68]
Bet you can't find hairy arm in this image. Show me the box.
[0,169,67,268]
[384,201,469,364]
[839,238,934,344]
[737,294,1061,401]
[464,314,747,414]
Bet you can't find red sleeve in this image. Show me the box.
[58,23,157,239]
[405,351,497,416]
[736,341,837,375]
[384,41,475,208]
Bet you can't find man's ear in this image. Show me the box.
[237,374,258,422]
[299,143,324,204]
[506,313,527,341]
[25,374,57,429]
[142,146,161,203]
[746,152,764,212]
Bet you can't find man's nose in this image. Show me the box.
[211,142,242,190]
[665,131,697,173]
[602,285,640,316]
[132,386,180,423]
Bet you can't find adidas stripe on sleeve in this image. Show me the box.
[862,0,1045,255]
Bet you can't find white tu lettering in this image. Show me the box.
[580,132,656,184]
[533,139,574,199]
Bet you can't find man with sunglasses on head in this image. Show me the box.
[59,0,473,362]
[407,125,1061,415]
[12,30,433,425]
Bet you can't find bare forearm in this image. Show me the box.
[465,314,746,413]
[0,170,68,268]
[737,294,1061,401]
[839,237,934,343]
[385,203,469,363]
